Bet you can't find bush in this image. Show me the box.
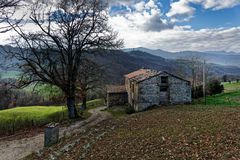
[208,79,224,95]
[125,104,135,114]
[222,75,228,82]
[0,83,12,110]
[192,85,203,98]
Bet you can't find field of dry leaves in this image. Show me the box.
[29,105,240,160]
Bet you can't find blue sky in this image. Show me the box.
[110,0,240,29]
[179,4,240,29]
[107,0,240,52]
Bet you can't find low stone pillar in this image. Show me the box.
[44,123,59,147]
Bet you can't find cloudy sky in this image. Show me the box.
[1,0,240,52]
[107,0,240,52]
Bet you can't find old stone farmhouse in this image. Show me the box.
[107,69,192,111]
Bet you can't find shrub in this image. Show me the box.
[222,75,228,82]
[208,79,224,95]
[0,83,12,110]
[192,85,203,98]
[125,104,135,114]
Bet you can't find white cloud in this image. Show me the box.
[167,0,240,22]
[110,14,240,52]
[135,1,145,11]
[199,0,240,10]
[110,0,172,32]
[145,0,157,9]
[167,0,195,22]
[108,0,141,6]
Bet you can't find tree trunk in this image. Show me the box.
[67,97,78,119]
[82,96,87,110]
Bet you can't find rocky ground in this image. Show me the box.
[27,105,240,160]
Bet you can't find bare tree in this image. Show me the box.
[76,58,104,109]
[0,0,19,8]
[185,56,212,98]
[0,0,21,33]
[7,0,123,118]
[183,56,202,97]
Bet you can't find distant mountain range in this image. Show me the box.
[1,45,240,84]
[123,47,240,67]
[93,50,240,84]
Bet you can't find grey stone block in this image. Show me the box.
[44,123,59,147]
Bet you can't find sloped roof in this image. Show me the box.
[125,69,160,81]
[124,69,151,79]
[130,70,161,82]
[125,69,190,84]
[106,85,126,94]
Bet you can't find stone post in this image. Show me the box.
[44,123,59,147]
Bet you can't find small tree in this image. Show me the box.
[76,58,104,109]
[208,79,224,96]
[222,75,228,82]
[192,85,203,98]
[184,56,207,97]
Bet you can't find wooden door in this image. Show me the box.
[159,86,169,105]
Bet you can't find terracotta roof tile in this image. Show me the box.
[125,69,190,84]
[131,70,161,82]
[124,69,151,79]
[125,69,160,81]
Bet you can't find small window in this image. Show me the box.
[161,76,168,84]
[160,86,168,92]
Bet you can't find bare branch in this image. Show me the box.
[0,0,21,33]
[7,0,123,118]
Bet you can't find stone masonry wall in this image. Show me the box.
[168,76,192,104]
[135,73,191,111]
[107,92,128,107]
[137,76,160,111]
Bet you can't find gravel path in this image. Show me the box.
[0,106,110,160]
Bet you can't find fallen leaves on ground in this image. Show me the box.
[30,106,240,160]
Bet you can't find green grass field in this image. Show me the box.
[0,99,104,135]
[0,71,20,79]
[223,81,240,93]
[196,82,240,106]
[0,106,67,135]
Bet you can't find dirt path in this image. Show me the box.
[0,106,111,160]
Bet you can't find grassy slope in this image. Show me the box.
[0,71,20,79]
[196,82,240,106]
[106,107,127,118]
[0,106,67,135]
[224,81,240,93]
[0,99,104,135]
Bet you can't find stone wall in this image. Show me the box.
[168,75,192,104]
[135,73,191,111]
[107,92,128,107]
[137,76,160,111]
